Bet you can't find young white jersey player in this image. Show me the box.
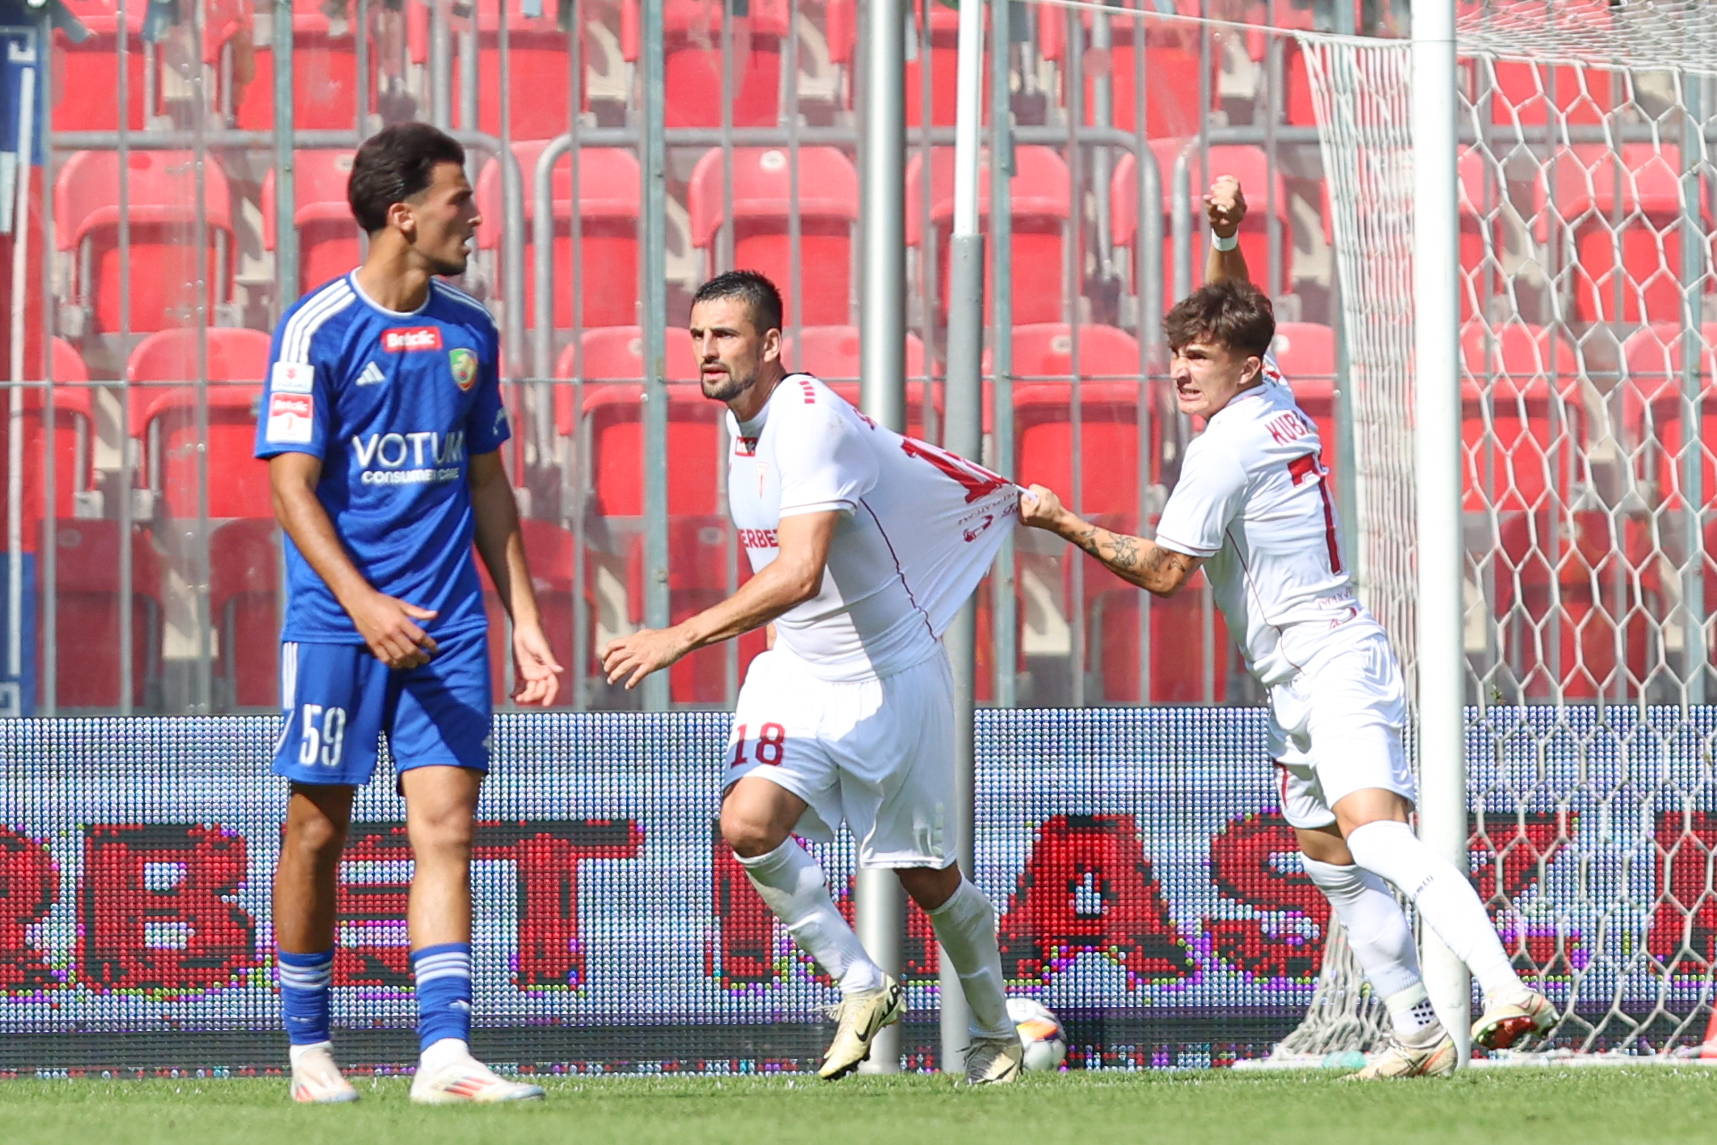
[600,271,1026,1084]
[1020,177,1555,1078]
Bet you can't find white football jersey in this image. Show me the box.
[726,373,1019,682]
[1154,357,1383,686]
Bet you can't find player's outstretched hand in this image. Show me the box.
[511,621,565,707]
[600,627,693,690]
[1204,174,1246,238]
[1019,483,1069,532]
[350,592,439,668]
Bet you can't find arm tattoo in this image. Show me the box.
[1069,522,1198,593]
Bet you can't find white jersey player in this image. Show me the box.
[1020,177,1555,1078]
[601,270,1026,1084]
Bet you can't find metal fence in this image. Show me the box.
[5,0,1394,715]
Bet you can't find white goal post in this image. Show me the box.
[1291,0,1717,1062]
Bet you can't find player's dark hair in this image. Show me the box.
[1163,280,1276,360]
[347,122,467,235]
[691,270,784,335]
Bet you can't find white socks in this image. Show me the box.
[1345,819,1522,998]
[1300,856,1422,997]
[420,1037,471,1073]
[737,838,884,997]
[1300,854,1443,1043]
[924,879,1014,1040]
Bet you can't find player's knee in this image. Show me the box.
[897,863,962,911]
[283,813,348,864]
[719,805,786,859]
[408,805,476,860]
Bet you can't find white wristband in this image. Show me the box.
[1211,231,1239,252]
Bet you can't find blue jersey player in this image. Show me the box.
[256,123,559,1105]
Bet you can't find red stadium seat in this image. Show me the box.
[1541,144,1698,325]
[263,151,362,298]
[1620,323,1717,513]
[53,0,149,131]
[619,0,791,128]
[234,0,374,131]
[1461,322,1584,515]
[0,340,96,553]
[477,517,581,707]
[783,326,928,383]
[687,147,860,327]
[1457,147,1517,321]
[1038,2,1218,137]
[1111,143,1292,301]
[1478,59,1615,128]
[405,0,586,140]
[781,326,936,436]
[1078,556,1231,705]
[55,151,236,338]
[823,0,991,126]
[1010,323,1156,520]
[554,332,721,519]
[1281,41,1318,127]
[127,328,273,519]
[1463,322,1633,697]
[206,517,282,711]
[906,146,1073,326]
[1268,322,1339,490]
[40,519,165,711]
[1003,322,1226,703]
[552,328,703,463]
[478,144,640,332]
[624,515,762,704]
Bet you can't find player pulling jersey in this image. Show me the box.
[1153,355,1376,686]
[726,372,1019,682]
[255,272,511,644]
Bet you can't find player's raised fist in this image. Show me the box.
[1204,175,1246,238]
[1019,484,1067,531]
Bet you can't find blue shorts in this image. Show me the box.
[271,627,493,787]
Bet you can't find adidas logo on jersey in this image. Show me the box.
[356,361,386,387]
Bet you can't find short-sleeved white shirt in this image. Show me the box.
[1154,358,1381,685]
[726,373,1020,682]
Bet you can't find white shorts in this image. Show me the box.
[1268,628,1416,830]
[722,647,955,869]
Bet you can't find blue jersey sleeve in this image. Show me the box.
[464,331,511,455]
[255,305,338,460]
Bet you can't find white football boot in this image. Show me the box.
[288,1042,359,1104]
[409,1040,545,1104]
[1471,987,1557,1051]
[1342,1033,1458,1080]
[818,976,906,1080]
[963,1036,1025,1085]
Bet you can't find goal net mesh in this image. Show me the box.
[1288,0,1717,1059]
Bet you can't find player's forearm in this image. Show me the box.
[673,559,820,652]
[273,484,379,613]
[469,470,541,628]
[1205,242,1251,286]
[1052,511,1189,597]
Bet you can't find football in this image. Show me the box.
[1006,996,1069,1072]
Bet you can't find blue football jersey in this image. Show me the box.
[254,273,512,643]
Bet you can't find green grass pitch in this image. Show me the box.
[2,1069,1714,1145]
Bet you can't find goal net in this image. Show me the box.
[1291,0,1717,1060]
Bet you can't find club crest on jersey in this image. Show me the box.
[449,348,479,392]
[382,326,442,353]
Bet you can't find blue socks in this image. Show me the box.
[280,944,473,1053]
[412,943,473,1053]
[277,948,334,1046]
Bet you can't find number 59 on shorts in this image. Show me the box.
[297,704,349,767]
